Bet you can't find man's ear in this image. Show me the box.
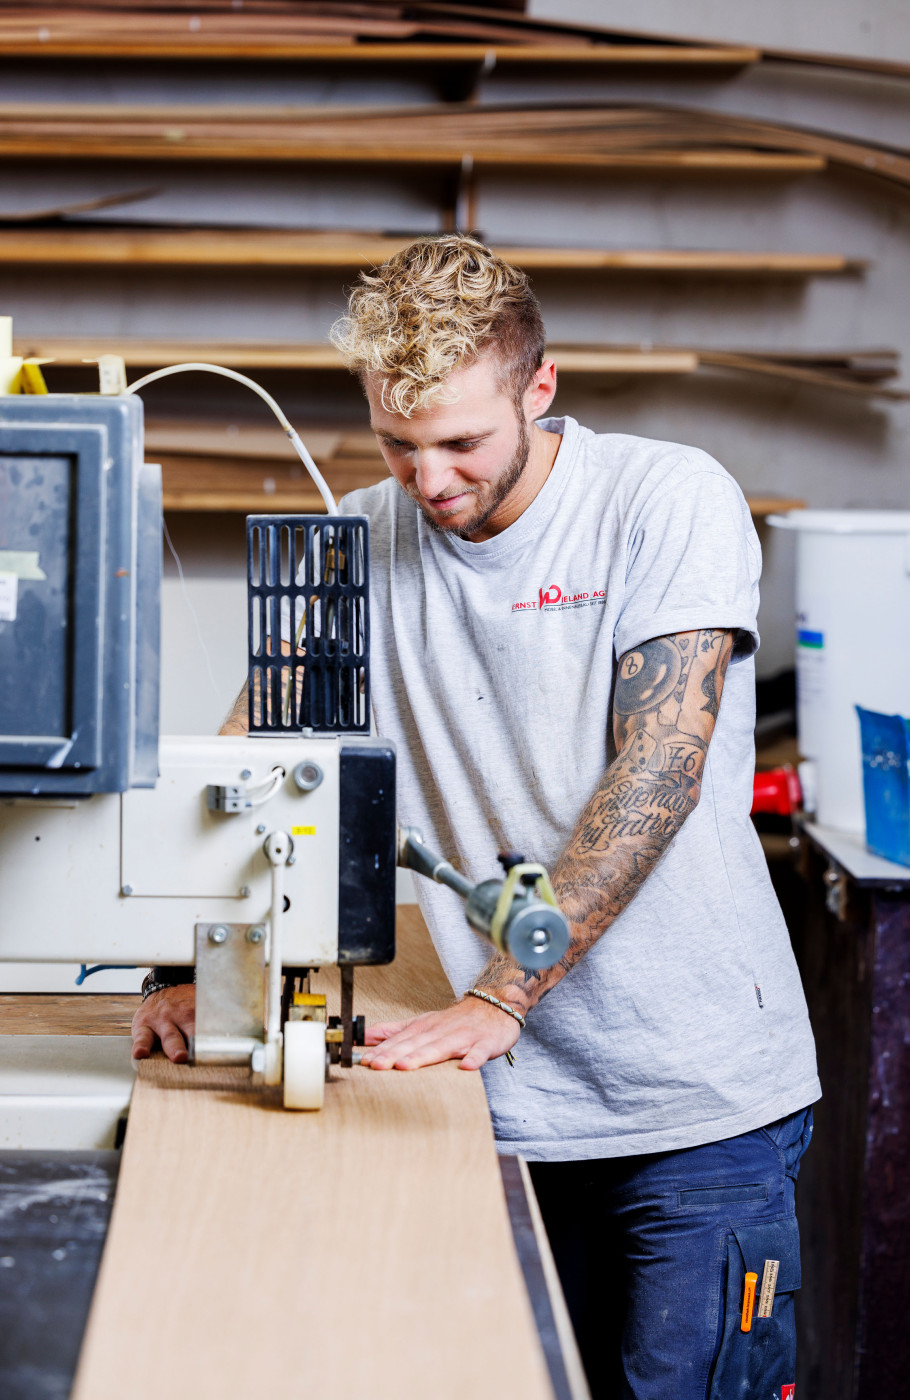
[524,358,557,420]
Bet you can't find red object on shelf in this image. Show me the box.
[752,765,802,817]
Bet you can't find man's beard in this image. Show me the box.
[407,416,531,541]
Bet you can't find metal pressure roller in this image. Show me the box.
[0,371,568,1114]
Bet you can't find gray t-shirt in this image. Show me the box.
[341,415,820,1161]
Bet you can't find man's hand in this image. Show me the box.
[361,997,520,1072]
[131,984,196,1063]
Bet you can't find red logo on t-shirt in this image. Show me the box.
[510,583,606,614]
[782,1385,795,1400]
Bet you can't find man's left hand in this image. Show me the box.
[361,997,520,1072]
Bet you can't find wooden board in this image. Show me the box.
[30,338,903,399]
[0,37,759,66]
[0,229,863,274]
[24,337,700,373]
[744,495,806,517]
[158,456,383,512]
[0,992,138,1035]
[0,6,756,66]
[71,906,554,1400]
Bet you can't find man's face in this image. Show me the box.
[366,353,531,541]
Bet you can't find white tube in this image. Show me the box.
[125,362,338,514]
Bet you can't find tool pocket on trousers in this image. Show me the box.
[707,1217,800,1400]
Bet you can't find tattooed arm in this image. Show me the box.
[220,683,250,737]
[219,637,292,736]
[361,627,735,1072]
[472,627,735,1018]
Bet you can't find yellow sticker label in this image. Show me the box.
[291,825,316,836]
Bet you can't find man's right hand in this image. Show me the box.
[131,984,196,1063]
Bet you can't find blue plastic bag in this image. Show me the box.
[856,706,910,868]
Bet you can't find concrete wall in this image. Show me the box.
[532,0,910,65]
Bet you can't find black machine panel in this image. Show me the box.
[338,741,397,965]
[247,514,370,736]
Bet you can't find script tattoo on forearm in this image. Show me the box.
[473,628,734,1016]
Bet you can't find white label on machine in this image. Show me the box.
[0,572,17,621]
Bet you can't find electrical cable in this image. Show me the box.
[247,767,286,807]
[125,362,338,514]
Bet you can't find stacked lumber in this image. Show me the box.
[0,2,756,63]
[0,3,905,79]
[144,418,385,510]
[1,100,907,186]
[140,418,808,518]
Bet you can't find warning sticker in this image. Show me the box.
[291,825,316,836]
[0,573,18,622]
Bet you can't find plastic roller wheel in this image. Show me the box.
[283,1020,327,1111]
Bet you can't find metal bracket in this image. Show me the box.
[340,965,354,1068]
[823,861,849,922]
[193,922,266,1064]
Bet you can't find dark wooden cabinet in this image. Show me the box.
[786,826,910,1400]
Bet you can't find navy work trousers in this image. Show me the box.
[529,1107,813,1400]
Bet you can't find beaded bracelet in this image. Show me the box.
[140,978,172,1002]
[465,987,526,1029]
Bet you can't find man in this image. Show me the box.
[133,235,819,1398]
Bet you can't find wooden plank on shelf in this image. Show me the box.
[25,337,350,369]
[145,419,344,462]
[0,99,844,177]
[28,339,904,397]
[158,453,384,511]
[552,348,698,373]
[0,139,825,173]
[23,338,701,374]
[0,228,864,274]
[499,248,860,273]
[0,38,760,64]
[746,495,807,517]
[0,5,755,64]
[696,349,910,400]
[71,905,555,1400]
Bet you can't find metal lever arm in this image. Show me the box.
[263,829,291,1086]
[397,827,569,972]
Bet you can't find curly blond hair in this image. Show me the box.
[330,234,546,417]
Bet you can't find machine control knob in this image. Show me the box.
[502,903,569,971]
[294,760,324,792]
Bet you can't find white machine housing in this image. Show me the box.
[0,736,347,967]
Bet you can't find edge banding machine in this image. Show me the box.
[0,386,569,1110]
